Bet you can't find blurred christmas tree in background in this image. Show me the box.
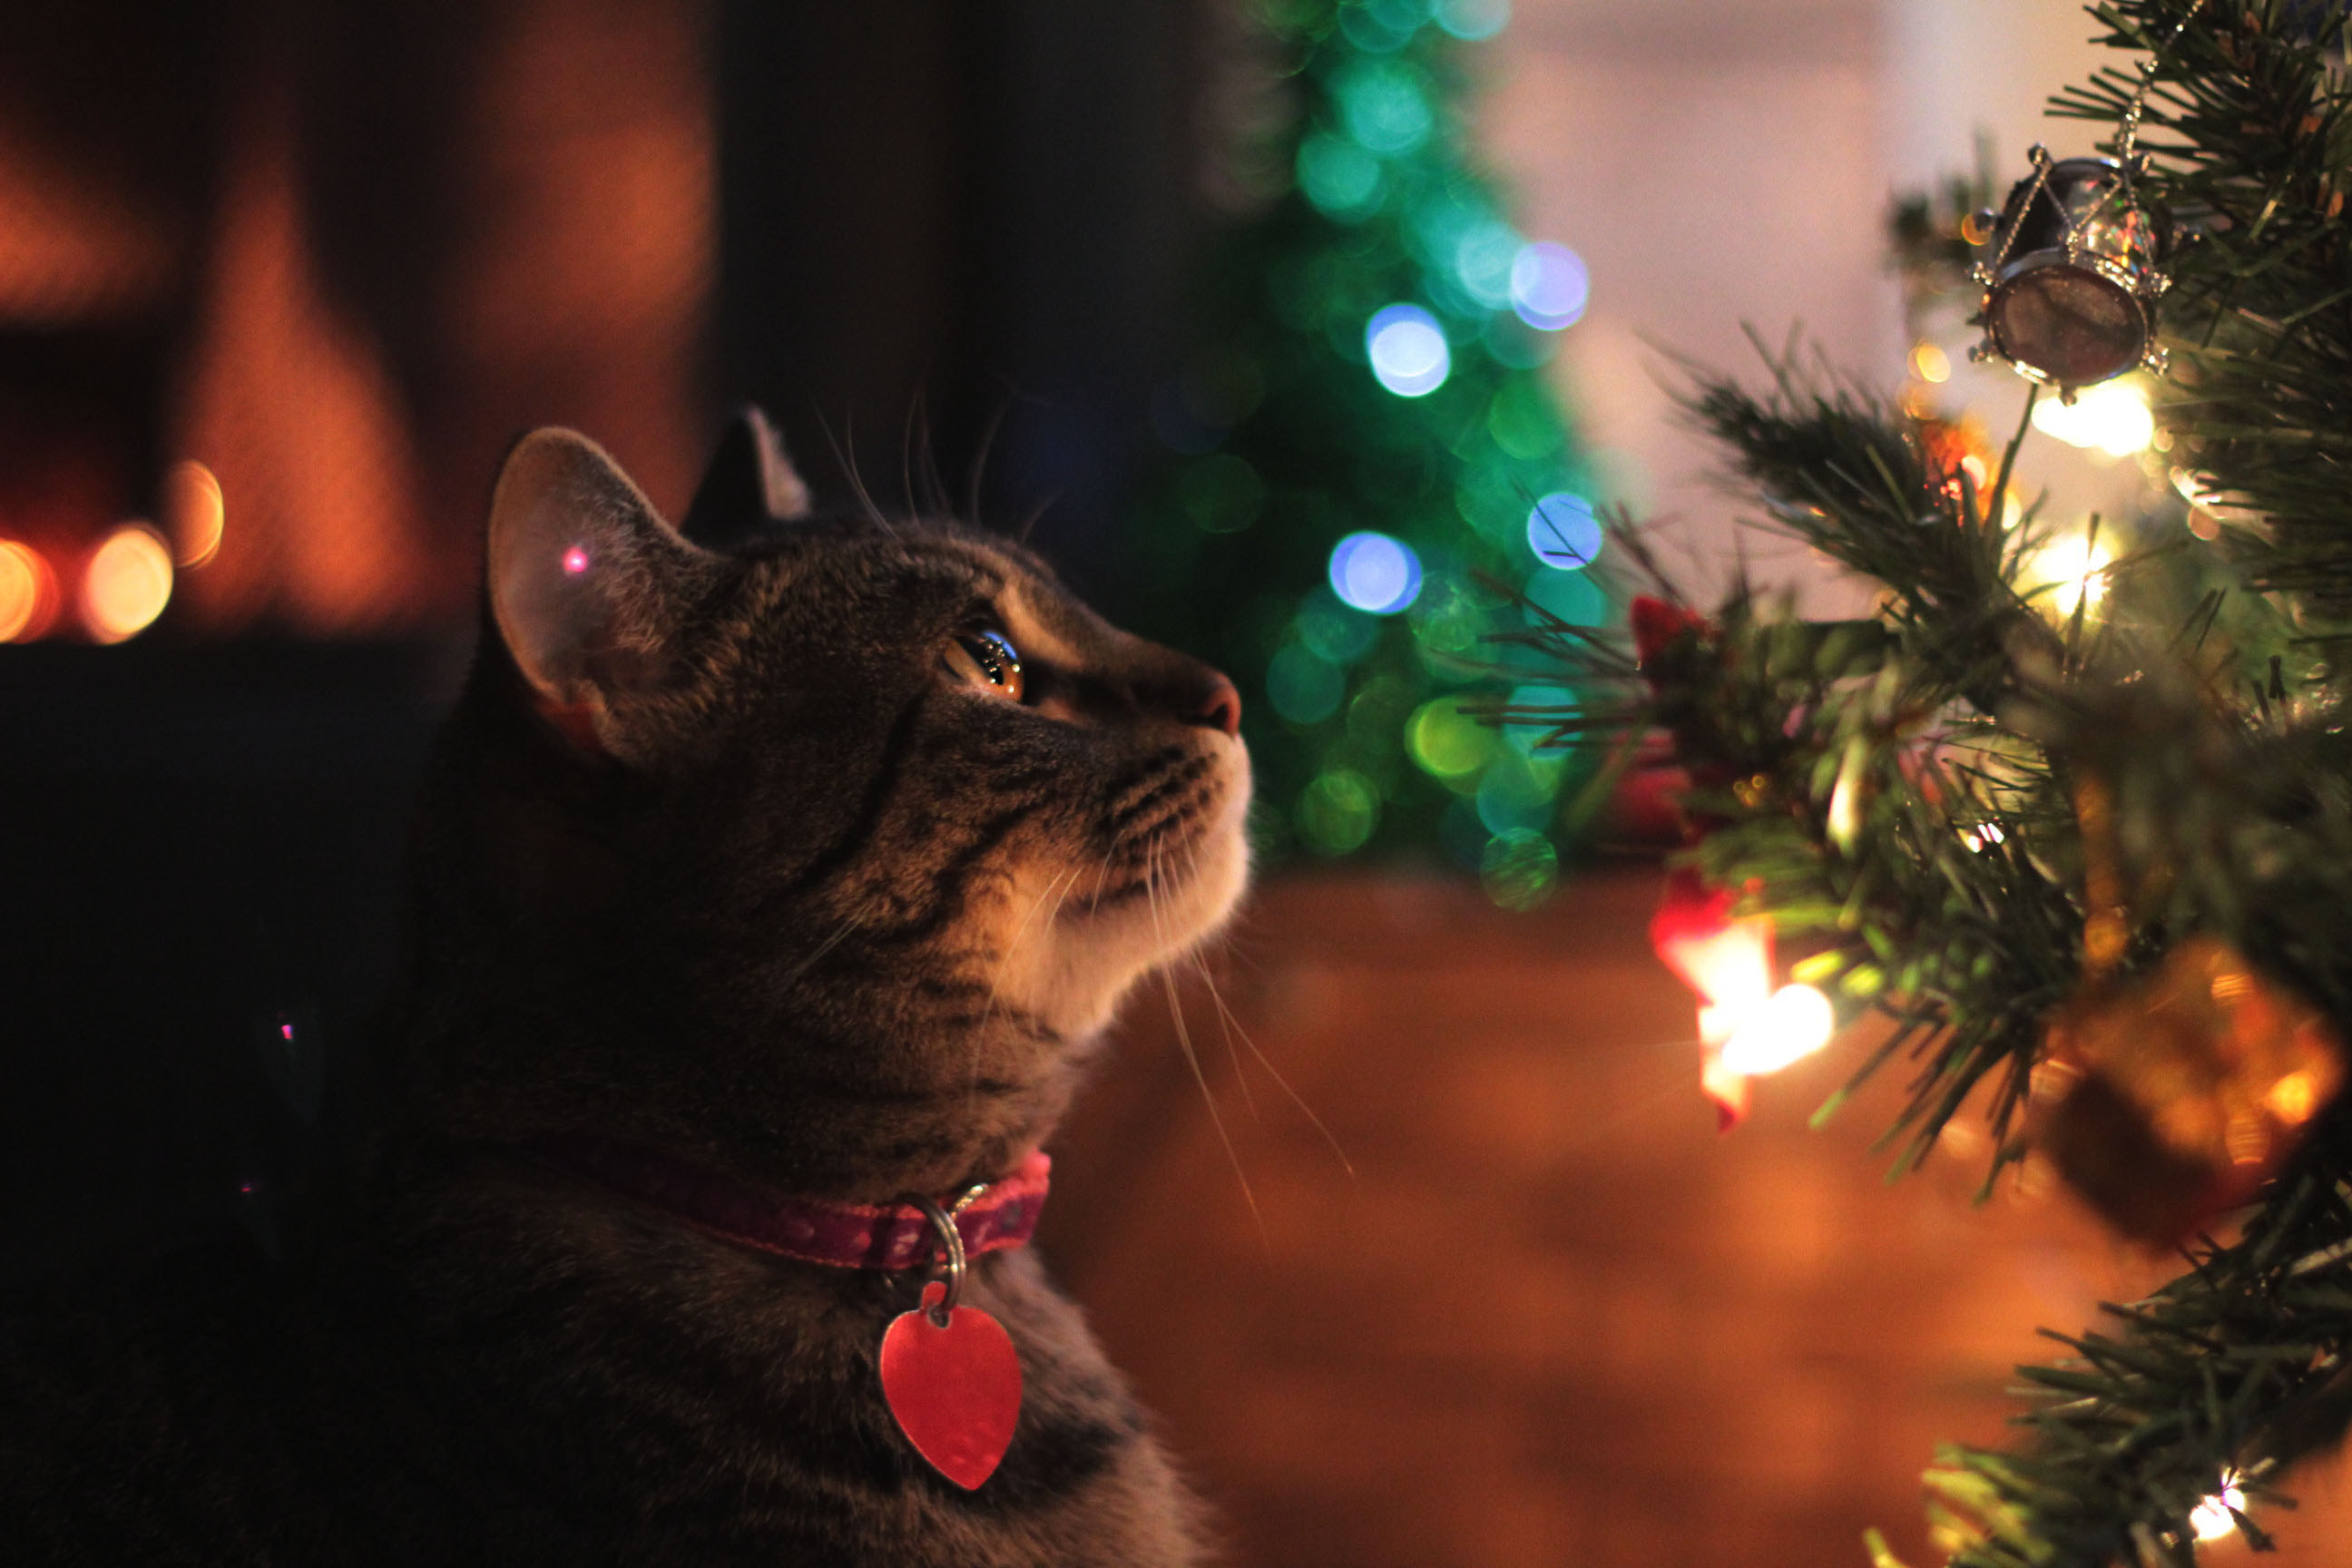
[1131,0,1610,899]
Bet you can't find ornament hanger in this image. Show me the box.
[1969,3,2202,398]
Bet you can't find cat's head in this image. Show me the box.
[404,411,1250,1194]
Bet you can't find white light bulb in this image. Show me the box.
[2190,1478,2246,1544]
[1716,984,1836,1076]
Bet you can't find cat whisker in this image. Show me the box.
[1185,950,1356,1179]
[965,396,1011,527]
[1014,495,1059,547]
[1145,835,1269,1255]
[1159,833,1259,1122]
[779,908,866,988]
[1087,823,1133,913]
[817,410,900,539]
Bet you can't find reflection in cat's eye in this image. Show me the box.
[942,629,1024,702]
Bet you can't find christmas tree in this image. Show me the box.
[1541,3,2352,1562]
[1130,0,1606,899]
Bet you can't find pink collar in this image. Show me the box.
[532,1137,1051,1271]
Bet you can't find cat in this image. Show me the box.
[0,408,1252,1565]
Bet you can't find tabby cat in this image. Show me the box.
[0,411,1251,1564]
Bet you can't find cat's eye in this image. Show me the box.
[942,628,1025,702]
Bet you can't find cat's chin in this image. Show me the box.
[998,754,1252,1041]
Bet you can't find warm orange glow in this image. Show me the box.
[163,460,226,567]
[82,524,174,643]
[0,541,59,642]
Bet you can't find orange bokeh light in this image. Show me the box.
[163,460,226,567]
[82,524,174,643]
[0,541,60,642]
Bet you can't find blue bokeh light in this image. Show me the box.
[1365,305,1450,397]
[1510,242,1590,331]
[1328,532,1424,615]
[1526,492,1602,569]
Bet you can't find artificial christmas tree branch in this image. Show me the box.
[1524,2,2352,1559]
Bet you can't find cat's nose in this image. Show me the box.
[1194,673,1242,737]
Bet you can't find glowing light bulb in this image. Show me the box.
[1908,341,1952,384]
[1328,531,1422,614]
[0,541,54,642]
[1958,820,2007,853]
[2031,381,2154,456]
[1509,242,1588,331]
[82,524,173,643]
[562,544,591,576]
[163,460,225,567]
[2190,1476,2246,1544]
[2023,534,2114,617]
[1716,985,1837,1076]
[1652,886,1774,1020]
[1366,305,1450,397]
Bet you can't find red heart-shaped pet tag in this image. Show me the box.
[879,1281,1022,1488]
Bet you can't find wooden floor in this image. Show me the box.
[1035,867,2352,1568]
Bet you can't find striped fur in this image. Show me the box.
[0,416,1250,1565]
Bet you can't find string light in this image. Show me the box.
[2189,1475,2246,1544]
[2022,533,2115,617]
[2031,380,2155,456]
[1959,820,2008,852]
[1717,985,1837,1076]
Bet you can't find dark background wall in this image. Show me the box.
[714,0,1208,607]
[0,0,1218,1279]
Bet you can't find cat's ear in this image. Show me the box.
[487,428,716,730]
[679,405,812,549]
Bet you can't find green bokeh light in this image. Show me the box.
[1297,133,1385,220]
[1488,379,1563,459]
[1453,217,1522,308]
[1406,695,1496,781]
[1503,682,1579,752]
[1298,769,1382,854]
[1297,587,1382,664]
[1480,827,1557,910]
[1333,60,1435,155]
[1128,0,1594,879]
[1268,642,1347,724]
[1522,565,1609,626]
[1475,750,1562,834]
[1434,0,1510,42]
